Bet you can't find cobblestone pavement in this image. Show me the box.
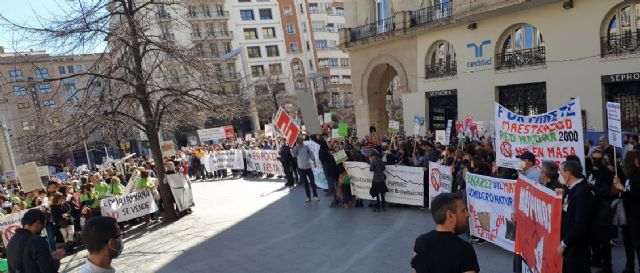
[60,177,632,273]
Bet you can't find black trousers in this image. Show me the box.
[625,217,640,271]
[563,244,591,273]
[282,161,294,185]
[590,225,612,268]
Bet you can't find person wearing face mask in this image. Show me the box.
[538,160,564,195]
[587,149,616,273]
[7,209,65,273]
[557,160,594,273]
[517,151,541,182]
[80,216,124,273]
[411,193,479,273]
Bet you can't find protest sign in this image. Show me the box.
[515,175,563,273]
[204,150,245,173]
[388,120,400,133]
[245,150,284,176]
[304,140,328,189]
[455,121,463,136]
[161,141,176,157]
[37,166,50,177]
[338,124,348,137]
[607,102,622,148]
[414,115,425,126]
[466,173,516,252]
[435,130,446,144]
[274,107,301,147]
[264,124,275,137]
[333,150,348,164]
[2,171,16,181]
[323,113,333,124]
[427,163,453,208]
[100,189,158,222]
[0,210,29,246]
[54,172,69,181]
[223,125,235,139]
[165,174,195,212]
[344,161,424,206]
[444,120,452,145]
[495,98,584,170]
[297,90,322,134]
[332,129,339,139]
[16,162,43,193]
[197,127,226,142]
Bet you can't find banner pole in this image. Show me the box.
[614,147,618,177]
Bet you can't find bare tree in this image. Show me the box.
[254,72,298,125]
[1,0,247,221]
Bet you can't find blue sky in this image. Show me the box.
[0,1,106,54]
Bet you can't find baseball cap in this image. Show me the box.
[517,151,536,162]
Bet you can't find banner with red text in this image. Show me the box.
[245,150,284,176]
[428,163,453,208]
[515,175,563,273]
[466,173,516,252]
[495,98,584,170]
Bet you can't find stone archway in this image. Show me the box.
[357,54,409,135]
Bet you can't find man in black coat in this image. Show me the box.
[7,209,65,273]
[315,134,340,207]
[588,150,614,272]
[278,138,295,187]
[557,160,594,273]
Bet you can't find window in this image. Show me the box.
[284,6,292,16]
[601,3,640,57]
[240,10,254,20]
[286,24,295,34]
[498,83,547,116]
[13,86,26,96]
[425,40,457,78]
[224,42,232,53]
[35,68,49,79]
[324,3,331,12]
[251,65,265,77]
[341,58,350,67]
[299,4,304,14]
[327,58,339,67]
[330,75,340,84]
[335,7,344,15]
[9,70,23,81]
[315,40,327,49]
[239,0,251,2]
[290,42,298,53]
[269,63,282,75]
[312,21,325,32]
[337,23,346,30]
[21,121,30,131]
[309,59,313,69]
[58,66,65,74]
[76,65,83,73]
[306,41,310,50]
[244,28,258,40]
[17,103,29,109]
[292,61,301,71]
[67,65,74,74]
[266,45,279,57]
[296,80,305,89]
[327,23,336,33]
[259,9,272,20]
[62,78,77,90]
[43,99,57,109]
[309,3,319,13]
[247,46,261,58]
[262,27,276,39]
[497,24,545,70]
[39,83,52,93]
[302,22,307,32]
[342,75,351,84]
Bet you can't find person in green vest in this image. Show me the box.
[136,169,155,191]
[92,174,109,199]
[108,176,125,196]
[337,164,353,208]
[80,184,101,217]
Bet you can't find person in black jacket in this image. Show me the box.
[278,138,295,187]
[557,160,594,273]
[588,150,614,272]
[616,150,640,273]
[315,134,340,207]
[7,209,65,273]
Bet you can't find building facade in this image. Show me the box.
[341,0,640,137]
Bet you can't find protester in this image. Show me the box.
[80,216,123,273]
[337,164,352,208]
[517,151,540,182]
[369,150,387,212]
[278,138,296,187]
[411,193,479,273]
[293,136,319,203]
[557,160,594,273]
[538,160,564,195]
[50,192,75,253]
[7,209,65,273]
[617,151,640,273]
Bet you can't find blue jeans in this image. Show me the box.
[299,168,317,198]
[45,223,56,251]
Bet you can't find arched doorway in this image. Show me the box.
[363,59,408,134]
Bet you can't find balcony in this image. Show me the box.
[350,16,396,43]
[185,11,230,20]
[191,31,234,41]
[495,47,546,70]
[410,4,452,27]
[156,12,171,21]
[425,61,457,79]
[601,31,640,58]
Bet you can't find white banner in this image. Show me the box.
[495,98,585,170]
[245,150,284,176]
[444,120,453,145]
[466,173,516,252]
[165,174,195,212]
[343,162,424,206]
[204,150,245,173]
[0,210,28,246]
[607,102,622,148]
[100,189,158,222]
[435,130,446,144]
[304,141,328,189]
[197,127,226,142]
[427,163,453,208]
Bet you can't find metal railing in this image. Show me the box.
[601,31,640,57]
[350,16,396,42]
[495,46,546,70]
[186,11,230,20]
[410,3,452,27]
[191,31,233,41]
[425,61,457,79]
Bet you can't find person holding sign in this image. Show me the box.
[411,193,479,273]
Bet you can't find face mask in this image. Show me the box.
[110,237,124,259]
[518,160,527,170]
[592,159,604,169]
[462,159,470,166]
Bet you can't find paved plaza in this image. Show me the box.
[60,177,631,273]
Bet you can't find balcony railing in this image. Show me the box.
[425,61,457,79]
[410,3,452,27]
[601,31,640,57]
[350,16,396,42]
[186,11,230,20]
[191,31,233,41]
[495,46,546,70]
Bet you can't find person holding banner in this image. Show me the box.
[558,160,594,273]
[517,151,541,182]
[539,160,564,194]
[369,150,388,213]
[293,137,319,203]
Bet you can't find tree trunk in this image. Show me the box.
[146,128,177,222]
